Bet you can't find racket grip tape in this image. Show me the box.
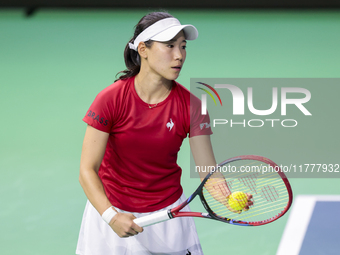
[133,209,172,227]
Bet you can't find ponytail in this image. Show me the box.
[115,41,141,81]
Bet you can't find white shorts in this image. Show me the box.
[76,193,204,255]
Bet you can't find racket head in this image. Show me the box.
[199,155,293,226]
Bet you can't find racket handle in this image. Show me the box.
[133,210,171,227]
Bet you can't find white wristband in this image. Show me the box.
[102,206,117,224]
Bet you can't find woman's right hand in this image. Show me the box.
[109,212,144,238]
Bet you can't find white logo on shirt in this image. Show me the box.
[166,118,174,131]
[200,122,211,130]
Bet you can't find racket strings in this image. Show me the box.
[202,159,290,223]
[204,188,288,222]
[210,196,288,216]
[240,201,289,220]
[204,187,288,213]
[205,185,288,208]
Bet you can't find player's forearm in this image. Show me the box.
[189,135,217,181]
[79,167,143,236]
[79,167,114,215]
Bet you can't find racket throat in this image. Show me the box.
[167,209,174,219]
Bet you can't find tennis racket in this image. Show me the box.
[133,155,293,227]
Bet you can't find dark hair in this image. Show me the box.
[115,12,173,81]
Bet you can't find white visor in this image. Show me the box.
[128,17,198,51]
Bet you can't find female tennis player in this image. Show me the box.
[76,11,250,255]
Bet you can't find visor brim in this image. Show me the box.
[150,25,198,42]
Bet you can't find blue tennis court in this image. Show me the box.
[277,196,340,255]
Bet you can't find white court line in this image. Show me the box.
[276,195,340,255]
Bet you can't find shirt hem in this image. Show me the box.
[110,188,183,213]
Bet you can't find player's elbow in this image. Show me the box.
[78,165,99,188]
[79,166,91,188]
[79,167,85,187]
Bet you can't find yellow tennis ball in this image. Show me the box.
[228,191,248,211]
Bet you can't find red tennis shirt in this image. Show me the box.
[83,76,212,212]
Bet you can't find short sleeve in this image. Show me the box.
[82,88,114,133]
[189,93,213,138]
